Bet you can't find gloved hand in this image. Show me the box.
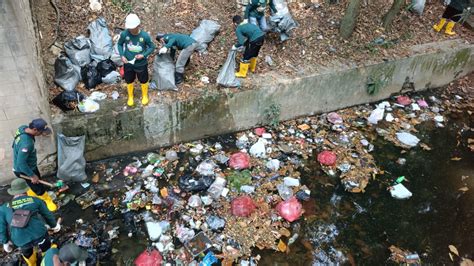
[3,242,12,253]
[243,19,248,24]
[159,47,168,54]
[231,45,238,51]
[257,6,265,12]
[52,223,61,233]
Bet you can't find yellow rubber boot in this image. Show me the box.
[22,249,37,266]
[445,21,456,35]
[235,62,250,78]
[27,189,57,212]
[126,83,134,106]
[141,82,149,105]
[433,18,446,32]
[249,58,257,73]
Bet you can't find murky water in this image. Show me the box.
[1,101,472,265]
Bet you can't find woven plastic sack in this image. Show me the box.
[410,0,426,15]
[217,50,241,88]
[231,196,256,217]
[152,54,177,91]
[54,55,81,91]
[190,20,221,53]
[276,197,302,222]
[134,249,162,266]
[64,35,91,67]
[229,152,250,170]
[317,151,337,166]
[57,134,87,182]
[87,17,113,62]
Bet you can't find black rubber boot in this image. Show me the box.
[175,72,184,85]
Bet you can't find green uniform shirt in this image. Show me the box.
[12,126,37,177]
[449,0,472,11]
[235,22,265,47]
[117,30,156,68]
[41,246,59,266]
[163,33,196,50]
[245,0,277,19]
[0,196,56,247]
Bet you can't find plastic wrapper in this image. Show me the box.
[229,152,250,170]
[179,174,214,192]
[276,197,302,222]
[231,196,256,217]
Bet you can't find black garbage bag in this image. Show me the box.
[81,62,102,89]
[96,58,116,77]
[217,50,240,88]
[152,53,177,91]
[52,90,85,112]
[178,174,214,192]
[64,35,91,67]
[87,17,113,62]
[54,55,81,91]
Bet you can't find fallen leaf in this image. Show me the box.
[459,187,469,192]
[448,245,459,256]
[449,252,454,261]
[92,173,100,183]
[297,124,310,131]
[461,176,470,181]
[420,143,432,151]
[451,157,462,161]
[277,239,287,252]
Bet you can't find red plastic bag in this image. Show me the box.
[276,197,303,222]
[231,196,256,217]
[229,152,250,170]
[396,95,411,106]
[119,66,125,78]
[317,151,337,166]
[134,249,163,266]
[254,127,266,136]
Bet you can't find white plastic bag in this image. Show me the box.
[249,139,266,158]
[367,107,384,124]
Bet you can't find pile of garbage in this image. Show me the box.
[50,88,464,264]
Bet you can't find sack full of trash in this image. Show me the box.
[97,58,116,77]
[269,0,298,42]
[231,196,256,217]
[52,90,84,112]
[229,152,250,170]
[410,0,426,15]
[81,62,102,89]
[134,248,162,266]
[178,174,214,192]
[102,71,121,84]
[87,17,113,62]
[64,35,91,67]
[190,20,221,53]
[276,197,302,222]
[152,53,177,91]
[54,55,81,91]
[110,42,123,67]
[217,50,241,88]
[57,134,87,182]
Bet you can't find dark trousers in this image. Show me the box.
[14,168,46,196]
[243,36,265,61]
[442,5,463,22]
[124,63,149,84]
[21,234,51,259]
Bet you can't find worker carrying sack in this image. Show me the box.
[57,134,87,182]
[217,50,241,88]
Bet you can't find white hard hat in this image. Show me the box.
[125,14,140,29]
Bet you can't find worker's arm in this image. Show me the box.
[117,32,126,57]
[269,0,277,14]
[142,34,156,58]
[16,143,35,177]
[235,27,245,47]
[37,199,56,228]
[164,37,177,49]
[53,254,61,266]
[0,211,9,244]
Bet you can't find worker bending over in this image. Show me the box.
[245,0,277,32]
[41,243,88,266]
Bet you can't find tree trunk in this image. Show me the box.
[339,0,361,39]
[382,0,404,31]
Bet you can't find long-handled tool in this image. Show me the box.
[20,175,69,193]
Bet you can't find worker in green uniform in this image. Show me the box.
[232,15,265,78]
[245,0,277,32]
[118,13,156,107]
[0,179,60,266]
[12,118,57,212]
[156,33,199,85]
[41,243,88,266]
